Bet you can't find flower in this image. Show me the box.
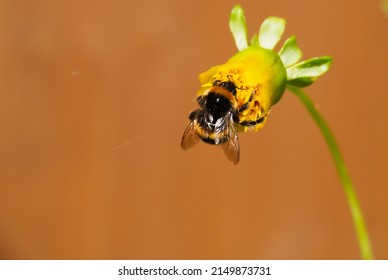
[182,5,334,164]
[197,4,333,132]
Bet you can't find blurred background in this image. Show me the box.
[0,0,387,259]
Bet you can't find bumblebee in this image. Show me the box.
[181,79,267,165]
[181,46,286,164]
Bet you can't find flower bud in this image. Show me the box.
[198,45,286,132]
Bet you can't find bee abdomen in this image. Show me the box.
[198,133,229,145]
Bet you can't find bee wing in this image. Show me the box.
[221,121,240,165]
[181,121,200,150]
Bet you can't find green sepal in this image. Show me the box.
[258,17,286,50]
[250,33,259,46]
[382,0,388,16]
[287,77,315,87]
[286,56,333,87]
[278,35,302,67]
[229,5,248,51]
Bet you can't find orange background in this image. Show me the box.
[0,0,387,259]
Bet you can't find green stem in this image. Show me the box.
[287,84,374,260]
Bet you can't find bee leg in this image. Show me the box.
[255,116,265,124]
[237,93,253,113]
[238,116,266,127]
[237,102,250,113]
[212,79,222,86]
